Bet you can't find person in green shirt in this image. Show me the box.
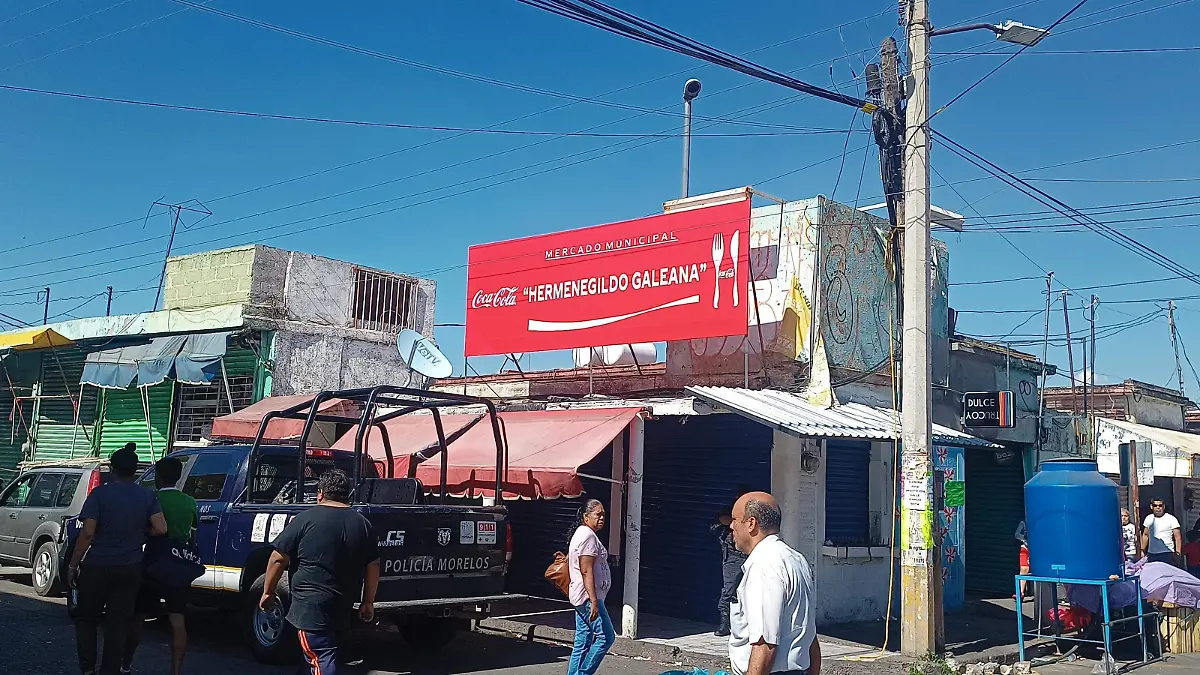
[123,457,198,675]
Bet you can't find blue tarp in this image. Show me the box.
[81,332,231,389]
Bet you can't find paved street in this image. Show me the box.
[0,569,685,675]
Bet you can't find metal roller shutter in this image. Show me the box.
[964,447,1027,596]
[97,384,175,462]
[639,414,771,624]
[32,347,99,462]
[825,440,871,546]
[504,445,617,600]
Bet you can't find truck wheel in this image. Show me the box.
[397,617,460,651]
[31,541,62,597]
[245,573,298,664]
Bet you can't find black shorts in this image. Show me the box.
[134,576,189,616]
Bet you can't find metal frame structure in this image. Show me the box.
[247,386,509,505]
[1015,574,1163,670]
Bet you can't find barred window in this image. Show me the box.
[176,374,255,443]
[352,268,417,333]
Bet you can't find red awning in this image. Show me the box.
[211,395,360,442]
[331,408,642,499]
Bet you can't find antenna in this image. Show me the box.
[397,329,454,385]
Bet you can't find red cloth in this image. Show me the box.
[332,408,641,499]
[1019,544,1030,569]
[1183,540,1200,567]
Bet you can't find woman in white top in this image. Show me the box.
[566,499,613,675]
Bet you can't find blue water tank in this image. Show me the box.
[1025,458,1122,580]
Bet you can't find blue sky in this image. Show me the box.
[1,0,1198,391]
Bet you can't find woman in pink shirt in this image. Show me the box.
[567,499,613,675]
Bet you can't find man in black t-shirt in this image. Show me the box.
[260,470,379,675]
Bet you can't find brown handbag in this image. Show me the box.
[544,551,571,597]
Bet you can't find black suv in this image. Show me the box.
[0,461,134,596]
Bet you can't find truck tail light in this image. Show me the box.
[505,523,513,564]
[86,469,102,495]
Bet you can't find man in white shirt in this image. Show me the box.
[1141,499,1182,566]
[727,491,820,675]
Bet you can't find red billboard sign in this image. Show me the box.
[465,199,751,356]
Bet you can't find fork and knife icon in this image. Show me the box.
[711,231,739,309]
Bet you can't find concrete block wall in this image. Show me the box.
[269,328,415,396]
[164,246,256,310]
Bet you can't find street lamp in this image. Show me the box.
[681,78,701,198]
[930,19,1049,46]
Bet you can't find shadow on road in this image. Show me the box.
[0,571,569,674]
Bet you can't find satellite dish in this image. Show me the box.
[397,329,454,380]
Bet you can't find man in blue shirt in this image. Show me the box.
[67,444,167,675]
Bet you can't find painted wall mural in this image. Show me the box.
[935,444,965,612]
[817,198,897,373]
[667,196,949,397]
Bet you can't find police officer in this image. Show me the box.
[713,487,751,637]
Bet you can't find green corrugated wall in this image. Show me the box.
[97,384,175,462]
[223,345,257,378]
[0,353,38,479]
[31,347,99,463]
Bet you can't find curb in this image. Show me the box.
[476,618,730,668]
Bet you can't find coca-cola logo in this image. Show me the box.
[472,287,519,309]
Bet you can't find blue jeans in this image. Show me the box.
[568,600,614,675]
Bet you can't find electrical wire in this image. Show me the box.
[0,87,831,290]
[172,0,861,129]
[0,0,138,51]
[513,0,870,109]
[0,82,858,137]
[934,130,1200,288]
[1,0,64,25]
[0,22,882,261]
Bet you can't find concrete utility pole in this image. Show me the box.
[1169,300,1184,395]
[899,0,943,657]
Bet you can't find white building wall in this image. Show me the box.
[772,430,893,625]
[1127,395,1186,431]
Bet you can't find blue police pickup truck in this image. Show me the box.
[62,386,515,664]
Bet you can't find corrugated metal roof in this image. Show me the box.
[686,386,1001,448]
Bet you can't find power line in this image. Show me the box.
[0,1,1060,265]
[512,0,870,110]
[0,85,826,287]
[1,0,65,25]
[173,0,864,128]
[0,82,857,137]
[934,130,1200,287]
[0,95,849,293]
[0,14,886,261]
[0,0,138,51]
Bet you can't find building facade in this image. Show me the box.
[0,245,435,471]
